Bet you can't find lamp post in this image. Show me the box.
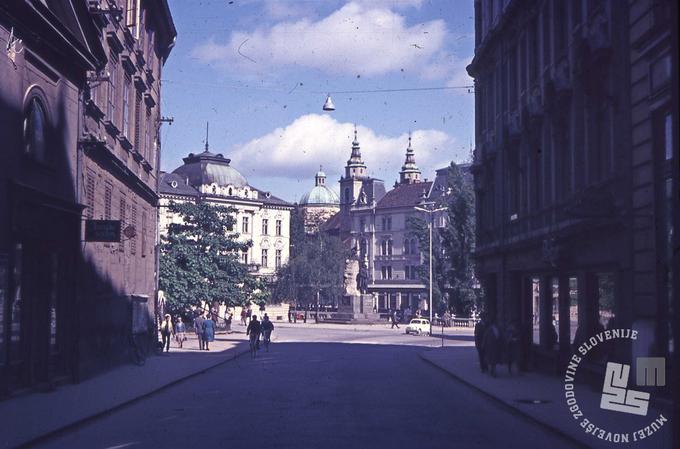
[414,203,447,336]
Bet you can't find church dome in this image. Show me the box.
[172,150,248,188]
[300,169,340,206]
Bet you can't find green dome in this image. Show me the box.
[172,150,248,188]
[300,185,340,206]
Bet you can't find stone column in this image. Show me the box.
[396,292,402,309]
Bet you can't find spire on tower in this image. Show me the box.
[399,132,421,184]
[204,122,210,152]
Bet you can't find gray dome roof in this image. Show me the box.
[300,185,340,206]
[172,150,248,188]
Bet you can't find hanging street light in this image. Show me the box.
[322,94,335,111]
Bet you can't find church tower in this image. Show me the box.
[399,133,422,184]
[340,126,368,211]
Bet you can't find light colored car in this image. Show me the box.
[405,318,431,335]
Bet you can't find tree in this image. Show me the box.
[407,162,476,315]
[272,218,347,307]
[439,162,477,315]
[159,201,256,316]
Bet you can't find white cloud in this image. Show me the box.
[192,2,447,77]
[228,114,466,188]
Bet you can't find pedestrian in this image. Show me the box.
[505,322,521,374]
[174,316,187,348]
[245,307,252,325]
[193,312,205,350]
[288,308,292,323]
[225,311,233,333]
[474,313,488,373]
[303,309,307,323]
[262,313,274,351]
[160,314,173,353]
[240,308,247,326]
[202,313,216,351]
[482,317,503,377]
[391,309,400,329]
[247,315,262,356]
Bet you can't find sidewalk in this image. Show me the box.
[0,332,249,449]
[420,346,673,449]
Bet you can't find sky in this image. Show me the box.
[161,0,475,203]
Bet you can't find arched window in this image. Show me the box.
[24,95,48,162]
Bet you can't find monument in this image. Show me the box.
[338,255,379,323]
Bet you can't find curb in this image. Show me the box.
[418,351,593,449]
[13,344,252,449]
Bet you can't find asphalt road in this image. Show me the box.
[36,325,581,449]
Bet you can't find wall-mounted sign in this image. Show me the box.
[85,220,121,242]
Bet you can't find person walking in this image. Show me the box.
[160,314,173,353]
[391,309,400,329]
[482,318,502,377]
[246,315,262,357]
[474,314,488,373]
[240,308,247,326]
[174,316,186,348]
[261,314,274,351]
[245,307,252,325]
[193,312,205,350]
[202,314,215,350]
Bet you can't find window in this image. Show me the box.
[85,171,96,219]
[24,96,48,163]
[122,75,131,137]
[275,249,282,269]
[134,91,142,152]
[107,58,117,120]
[359,217,366,232]
[261,249,268,267]
[104,182,112,219]
[130,204,137,255]
[242,250,248,265]
[242,216,249,233]
[262,219,269,235]
[381,266,387,280]
[381,240,388,256]
[381,216,392,231]
[141,210,147,257]
[405,266,410,280]
[275,220,282,236]
[410,239,417,255]
[145,109,152,162]
[126,0,138,35]
[119,196,126,252]
[387,266,392,279]
[403,239,409,255]
[387,239,393,256]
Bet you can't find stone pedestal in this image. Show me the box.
[338,294,380,323]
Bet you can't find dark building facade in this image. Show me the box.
[0,0,175,395]
[468,0,677,374]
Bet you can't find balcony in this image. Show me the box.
[106,31,124,53]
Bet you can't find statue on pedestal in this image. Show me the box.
[356,259,368,294]
[343,258,359,296]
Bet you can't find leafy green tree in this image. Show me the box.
[272,222,347,307]
[159,201,256,316]
[407,162,476,315]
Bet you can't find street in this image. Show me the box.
[35,325,581,449]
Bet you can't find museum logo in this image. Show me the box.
[563,329,669,444]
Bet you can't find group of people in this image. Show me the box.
[159,311,217,352]
[246,313,275,356]
[474,314,523,377]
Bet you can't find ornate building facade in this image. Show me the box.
[0,0,175,393]
[160,144,293,279]
[468,0,677,372]
[323,130,450,312]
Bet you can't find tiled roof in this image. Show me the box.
[159,172,200,196]
[252,188,294,208]
[376,181,433,209]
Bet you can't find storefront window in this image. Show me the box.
[0,253,8,365]
[532,277,540,344]
[569,277,579,344]
[598,272,615,330]
[10,243,22,362]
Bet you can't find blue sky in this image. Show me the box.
[161,0,475,203]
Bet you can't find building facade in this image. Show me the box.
[468,0,676,372]
[159,146,293,279]
[298,169,340,233]
[324,131,450,312]
[0,0,174,394]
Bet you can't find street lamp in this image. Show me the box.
[414,203,447,336]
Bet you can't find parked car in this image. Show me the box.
[405,318,430,335]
